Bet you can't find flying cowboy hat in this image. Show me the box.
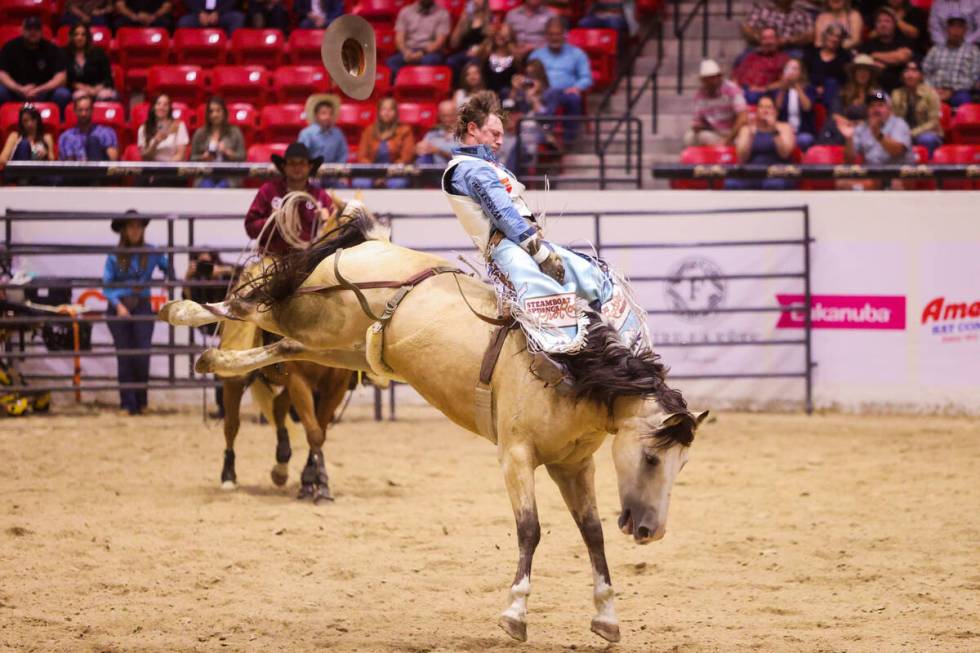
[321,15,376,101]
[271,142,324,176]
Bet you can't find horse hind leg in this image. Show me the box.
[220,379,247,490]
[269,387,292,487]
[287,369,333,504]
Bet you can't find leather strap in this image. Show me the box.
[480,323,515,386]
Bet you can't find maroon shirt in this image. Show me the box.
[244,178,332,255]
[733,50,790,89]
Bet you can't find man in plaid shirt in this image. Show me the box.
[734,28,791,103]
[923,14,980,106]
[742,0,814,50]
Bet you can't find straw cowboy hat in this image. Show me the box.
[846,53,884,75]
[111,209,150,232]
[304,93,341,125]
[270,142,324,176]
[321,15,376,101]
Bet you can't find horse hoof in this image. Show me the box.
[312,487,335,504]
[590,618,620,643]
[297,484,314,500]
[220,480,237,491]
[195,350,215,374]
[498,614,527,642]
[270,463,289,487]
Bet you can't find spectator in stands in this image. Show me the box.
[742,0,814,53]
[478,23,519,98]
[65,24,117,102]
[814,0,862,49]
[114,0,173,30]
[354,97,416,189]
[296,0,344,29]
[923,13,980,107]
[860,8,913,92]
[62,0,114,27]
[878,0,930,56]
[733,27,790,104]
[725,95,797,190]
[819,53,883,143]
[0,18,71,115]
[448,0,491,79]
[416,99,457,165]
[298,94,348,165]
[178,0,246,35]
[245,142,333,255]
[190,96,246,188]
[454,62,487,108]
[506,0,556,60]
[684,59,748,147]
[138,94,190,162]
[58,94,120,161]
[247,0,290,32]
[508,58,560,171]
[529,17,593,142]
[773,58,817,150]
[0,105,55,164]
[891,60,944,154]
[840,90,913,188]
[103,211,168,416]
[929,0,980,46]
[804,24,851,107]
[386,0,452,84]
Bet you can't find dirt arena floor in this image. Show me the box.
[1,402,978,653]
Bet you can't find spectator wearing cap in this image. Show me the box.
[923,13,980,107]
[724,95,797,191]
[58,94,119,162]
[773,58,817,151]
[113,0,173,30]
[529,16,593,142]
[891,60,943,154]
[298,94,348,166]
[859,8,913,92]
[928,0,980,47]
[178,0,246,35]
[685,59,748,147]
[296,0,344,29]
[506,0,557,60]
[742,0,814,54]
[416,99,457,165]
[839,89,913,188]
[386,0,452,84]
[733,27,791,104]
[245,142,334,255]
[0,18,72,114]
[62,0,114,27]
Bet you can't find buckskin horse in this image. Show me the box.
[159,205,707,643]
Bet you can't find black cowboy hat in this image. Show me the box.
[111,209,150,233]
[271,142,324,176]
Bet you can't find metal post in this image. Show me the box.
[388,384,396,421]
[166,215,175,385]
[593,213,602,259]
[674,0,683,94]
[626,116,633,175]
[701,0,709,57]
[802,205,814,414]
[187,216,195,374]
[637,118,644,188]
[373,385,382,421]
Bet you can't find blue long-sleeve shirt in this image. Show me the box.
[528,43,594,92]
[447,144,536,245]
[103,248,169,307]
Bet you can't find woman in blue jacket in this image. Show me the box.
[103,211,169,415]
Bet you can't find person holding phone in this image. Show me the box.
[138,93,189,163]
[724,95,797,190]
[190,96,245,188]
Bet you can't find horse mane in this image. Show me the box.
[239,204,388,309]
[553,317,690,434]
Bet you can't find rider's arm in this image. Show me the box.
[244,184,273,239]
[456,162,538,250]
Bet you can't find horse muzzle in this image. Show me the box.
[618,506,665,545]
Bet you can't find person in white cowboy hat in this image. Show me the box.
[298,93,348,166]
[685,58,749,147]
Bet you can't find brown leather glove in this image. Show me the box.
[539,251,566,284]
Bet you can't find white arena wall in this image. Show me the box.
[2,187,978,415]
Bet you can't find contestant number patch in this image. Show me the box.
[524,293,578,328]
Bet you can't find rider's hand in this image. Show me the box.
[539,252,566,284]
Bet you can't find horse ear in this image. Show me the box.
[694,410,710,427]
[328,190,347,213]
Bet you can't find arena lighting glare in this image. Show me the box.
[321,15,376,101]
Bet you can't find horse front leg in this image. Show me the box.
[269,386,292,487]
[219,378,246,490]
[285,370,332,504]
[498,445,540,642]
[546,458,620,643]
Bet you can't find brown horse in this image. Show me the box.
[161,206,707,643]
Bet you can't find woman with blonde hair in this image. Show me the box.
[354,97,415,189]
[814,0,863,49]
[448,0,491,78]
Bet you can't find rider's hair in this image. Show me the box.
[454,90,503,140]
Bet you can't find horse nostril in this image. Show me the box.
[636,526,652,539]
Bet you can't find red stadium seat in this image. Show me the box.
[116,27,170,93]
[567,28,617,89]
[230,28,286,67]
[0,102,59,140]
[672,145,733,190]
[273,65,332,103]
[950,103,980,144]
[488,0,521,18]
[147,65,207,106]
[56,24,113,51]
[940,102,953,134]
[370,65,392,100]
[212,66,272,105]
[931,144,978,189]
[336,101,376,145]
[287,29,325,66]
[64,101,127,138]
[800,144,844,190]
[393,65,452,103]
[813,102,827,133]
[130,101,194,145]
[121,143,142,161]
[173,28,227,66]
[397,102,438,140]
[245,142,287,187]
[909,0,932,8]
[375,26,396,60]
[0,0,50,25]
[259,103,308,144]
[195,101,260,144]
[636,0,664,17]
[352,0,407,26]
[0,23,51,47]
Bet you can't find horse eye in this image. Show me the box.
[644,453,660,467]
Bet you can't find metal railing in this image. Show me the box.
[672,0,712,94]
[594,17,666,135]
[652,162,980,184]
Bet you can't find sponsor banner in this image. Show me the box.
[920,296,980,343]
[775,294,906,330]
[523,293,578,328]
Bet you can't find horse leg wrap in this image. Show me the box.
[298,449,333,502]
[221,449,237,488]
